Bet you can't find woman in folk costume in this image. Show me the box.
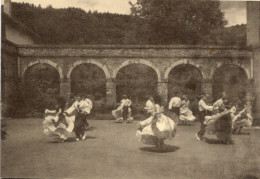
[212,92,227,114]
[204,99,236,144]
[179,95,196,125]
[43,97,75,142]
[136,95,176,148]
[232,103,253,134]
[168,92,182,124]
[112,95,133,123]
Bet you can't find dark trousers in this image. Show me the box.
[197,110,207,139]
[74,112,89,138]
[122,106,129,121]
[171,107,180,117]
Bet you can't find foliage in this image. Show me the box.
[70,64,106,100]
[23,64,60,113]
[129,0,227,44]
[116,64,157,103]
[205,24,246,46]
[212,64,248,102]
[168,64,202,114]
[10,2,246,46]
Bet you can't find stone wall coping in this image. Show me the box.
[2,39,19,48]
[17,44,250,50]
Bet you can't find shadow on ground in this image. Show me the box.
[47,136,96,143]
[233,132,251,136]
[139,145,180,153]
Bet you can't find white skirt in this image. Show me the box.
[112,109,133,123]
[136,113,176,145]
[43,115,75,140]
[179,107,195,122]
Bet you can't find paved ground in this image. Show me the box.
[1,118,260,179]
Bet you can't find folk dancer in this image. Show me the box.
[179,95,196,125]
[113,95,133,123]
[232,103,253,134]
[64,94,92,141]
[43,97,75,142]
[213,92,227,113]
[203,104,236,144]
[168,93,182,124]
[195,94,213,141]
[136,96,176,149]
[204,99,235,144]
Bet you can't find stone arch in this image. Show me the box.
[22,59,63,78]
[212,62,249,102]
[112,59,161,82]
[210,61,250,80]
[67,60,110,79]
[164,59,205,79]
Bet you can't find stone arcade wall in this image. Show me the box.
[1,40,19,116]
[247,1,260,123]
[17,44,252,106]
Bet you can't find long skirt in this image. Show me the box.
[112,109,133,123]
[136,113,176,145]
[43,114,75,140]
[179,107,195,122]
[233,118,252,130]
[215,115,233,141]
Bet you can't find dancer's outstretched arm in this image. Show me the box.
[205,107,235,122]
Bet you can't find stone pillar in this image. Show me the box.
[252,49,260,123]
[201,79,213,99]
[106,78,116,107]
[247,2,260,47]
[60,78,71,101]
[245,80,253,103]
[247,1,260,124]
[158,79,168,105]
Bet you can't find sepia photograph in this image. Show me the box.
[1,0,260,178]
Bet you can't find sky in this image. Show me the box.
[5,0,247,27]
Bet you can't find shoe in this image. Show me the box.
[195,133,201,141]
[82,132,87,140]
[76,138,80,141]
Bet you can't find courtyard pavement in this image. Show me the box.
[1,118,260,179]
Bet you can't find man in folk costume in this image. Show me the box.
[119,95,132,123]
[77,94,92,140]
[195,93,214,141]
[65,94,82,140]
[168,92,182,121]
[65,94,91,141]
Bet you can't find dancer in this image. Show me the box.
[113,95,133,123]
[78,94,92,138]
[213,92,227,113]
[43,97,74,142]
[168,92,182,124]
[232,103,253,134]
[179,95,195,125]
[136,95,176,149]
[206,99,235,144]
[195,94,213,141]
[64,94,91,141]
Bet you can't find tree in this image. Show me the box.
[129,0,227,44]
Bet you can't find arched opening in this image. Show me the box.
[213,64,248,105]
[116,63,158,105]
[23,63,60,113]
[168,64,203,114]
[70,63,106,102]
